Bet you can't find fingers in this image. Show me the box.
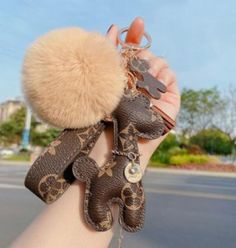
[125,17,145,44]
[152,91,181,120]
[155,67,180,105]
[138,49,155,60]
[106,17,145,47]
[139,54,180,118]
[138,50,168,76]
[138,50,176,88]
[150,67,180,119]
[106,24,119,46]
[157,68,176,88]
[151,69,180,120]
[148,58,169,77]
[105,19,180,118]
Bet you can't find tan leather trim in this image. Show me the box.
[152,105,176,134]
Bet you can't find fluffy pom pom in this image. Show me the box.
[22,27,126,128]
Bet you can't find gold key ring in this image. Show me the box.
[118,27,152,51]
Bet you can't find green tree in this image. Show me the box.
[31,128,60,147]
[151,133,179,164]
[0,107,26,145]
[179,87,225,136]
[158,133,179,151]
[0,107,60,147]
[190,128,233,155]
[216,85,236,143]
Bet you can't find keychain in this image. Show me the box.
[118,27,167,99]
[23,26,175,233]
[117,27,168,184]
[71,28,169,232]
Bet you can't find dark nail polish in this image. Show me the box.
[106,24,114,34]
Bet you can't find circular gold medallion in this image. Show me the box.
[124,162,143,183]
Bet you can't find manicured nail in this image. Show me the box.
[106,24,114,34]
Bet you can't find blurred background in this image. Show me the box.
[0,1,236,248]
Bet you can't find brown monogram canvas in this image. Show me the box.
[25,90,166,232]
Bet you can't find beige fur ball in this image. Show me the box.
[22,27,126,128]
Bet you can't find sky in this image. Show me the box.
[0,0,235,102]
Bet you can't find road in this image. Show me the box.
[0,164,236,248]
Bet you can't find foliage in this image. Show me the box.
[151,152,171,165]
[168,146,188,156]
[0,107,26,145]
[158,133,179,151]
[169,154,212,165]
[151,133,188,165]
[5,152,30,162]
[215,85,236,140]
[31,128,61,147]
[150,131,221,166]
[150,153,220,167]
[151,133,180,164]
[179,87,225,136]
[190,128,233,155]
[0,107,60,147]
[185,144,205,155]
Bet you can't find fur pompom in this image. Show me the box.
[22,28,126,128]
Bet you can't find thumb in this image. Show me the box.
[106,24,119,46]
[125,17,145,44]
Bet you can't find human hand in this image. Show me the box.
[10,19,180,248]
[106,17,181,167]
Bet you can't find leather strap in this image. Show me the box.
[24,122,105,203]
[152,105,176,134]
[24,103,174,204]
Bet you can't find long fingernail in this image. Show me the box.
[106,24,114,34]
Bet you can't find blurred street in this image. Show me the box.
[1,163,236,248]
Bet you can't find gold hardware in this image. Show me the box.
[124,161,142,183]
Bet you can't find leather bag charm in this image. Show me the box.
[72,89,165,232]
[23,26,175,233]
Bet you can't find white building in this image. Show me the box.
[0,100,24,123]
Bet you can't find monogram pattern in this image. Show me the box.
[119,123,138,152]
[38,174,68,203]
[26,87,166,233]
[121,183,144,211]
[98,160,116,178]
[99,211,112,229]
[76,125,98,146]
[41,140,61,156]
[71,90,165,232]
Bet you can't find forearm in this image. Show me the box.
[10,126,163,248]
[10,128,115,248]
[11,182,114,248]
[11,17,179,248]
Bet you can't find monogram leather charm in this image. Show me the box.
[72,89,165,232]
[23,26,175,234]
[129,57,167,99]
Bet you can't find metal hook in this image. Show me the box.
[118,27,152,51]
